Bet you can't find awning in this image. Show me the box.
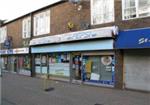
[30,26,118,46]
[31,40,114,53]
[115,28,150,49]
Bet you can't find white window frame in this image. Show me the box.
[122,0,150,20]
[0,26,7,43]
[22,17,31,39]
[33,10,50,36]
[91,0,115,25]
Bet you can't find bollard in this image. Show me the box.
[42,74,54,92]
[43,74,48,91]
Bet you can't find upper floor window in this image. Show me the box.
[122,0,150,20]
[0,26,7,43]
[91,0,114,25]
[34,10,50,36]
[22,17,31,38]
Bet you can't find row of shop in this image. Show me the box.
[0,26,150,91]
[0,48,31,76]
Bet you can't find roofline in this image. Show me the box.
[1,0,67,26]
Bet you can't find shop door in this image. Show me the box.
[0,58,4,70]
[41,55,48,74]
[7,56,17,72]
[35,55,41,74]
[72,55,82,81]
[18,56,31,76]
[35,54,48,75]
[124,52,150,91]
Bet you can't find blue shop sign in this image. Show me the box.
[116,28,150,49]
[0,49,13,55]
[7,49,13,54]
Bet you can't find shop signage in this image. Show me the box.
[138,37,150,45]
[13,48,29,54]
[30,35,61,46]
[116,28,150,49]
[0,49,13,55]
[30,26,118,45]
[0,48,29,55]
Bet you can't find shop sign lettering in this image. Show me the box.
[63,32,97,41]
[138,37,150,45]
[0,48,29,55]
[0,50,7,54]
[0,49,13,54]
[13,48,29,54]
[7,49,13,54]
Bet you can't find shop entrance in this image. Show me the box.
[0,57,7,71]
[71,53,82,83]
[17,55,31,76]
[7,56,17,73]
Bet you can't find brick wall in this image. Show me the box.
[6,19,23,48]
[2,0,150,48]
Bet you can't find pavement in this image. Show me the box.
[1,72,150,105]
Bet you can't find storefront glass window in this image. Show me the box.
[49,53,70,77]
[82,55,115,85]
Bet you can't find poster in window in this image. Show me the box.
[35,58,40,65]
[41,56,46,64]
[101,56,112,66]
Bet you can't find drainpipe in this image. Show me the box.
[29,13,35,77]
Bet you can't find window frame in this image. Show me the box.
[33,10,50,36]
[0,26,7,43]
[91,0,115,25]
[122,0,150,20]
[22,17,31,39]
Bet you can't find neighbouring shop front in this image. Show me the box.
[0,48,31,76]
[30,26,118,87]
[116,28,150,91]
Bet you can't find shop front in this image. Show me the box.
[30,26,118,87]
[0,48,31,76]
[116,28,150,91]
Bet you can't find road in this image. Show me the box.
[1,73,150,105]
